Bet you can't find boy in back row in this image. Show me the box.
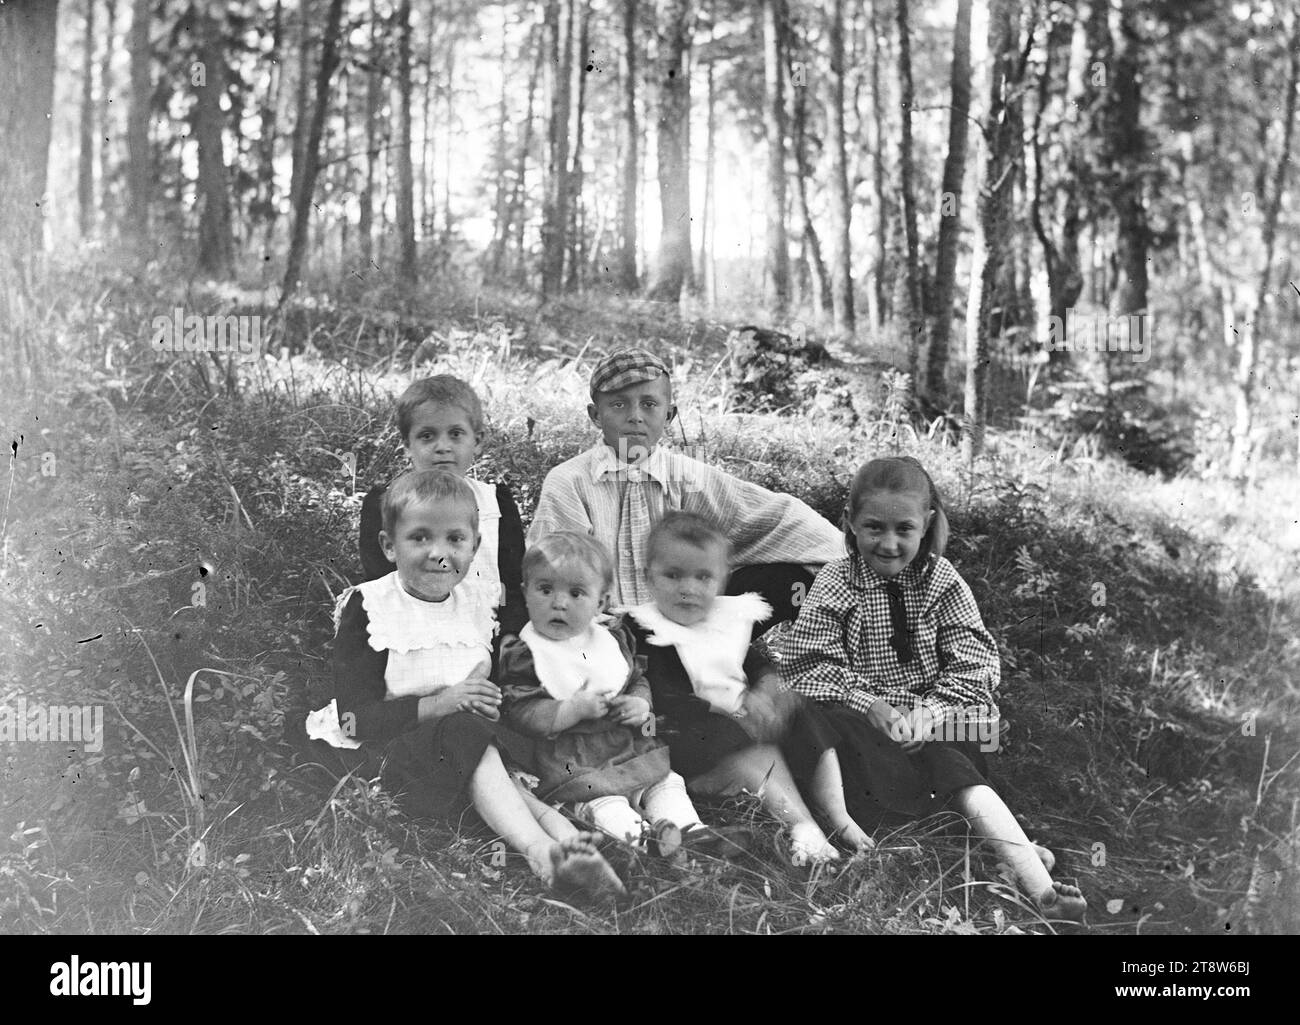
[529,348,843,617]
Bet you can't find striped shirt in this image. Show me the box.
[527,443,844,606]
[779,553,1000,725]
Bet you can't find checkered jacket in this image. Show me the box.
[779,553,1000,725]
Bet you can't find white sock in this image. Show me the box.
[638,772,703,830]
[576,796,643,843]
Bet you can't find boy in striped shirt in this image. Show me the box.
[527,348,843,626]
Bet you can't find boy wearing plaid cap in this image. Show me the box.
[527,347,843,625]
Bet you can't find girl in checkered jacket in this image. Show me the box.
[781,457,1087,923]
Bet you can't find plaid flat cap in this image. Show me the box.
[589,348,670,397]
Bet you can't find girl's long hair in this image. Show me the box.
[843,456,949,577]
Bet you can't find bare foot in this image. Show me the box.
[829,818,876,853]
[550,834,626,901]
[1036,880,1087,922]
[790,822,840,866]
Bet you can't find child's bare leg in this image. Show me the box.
[810,748,873,852]
[470,746,622,896]
[691,745,838,864]
[515,782,580,842]
[952,784,1086,921]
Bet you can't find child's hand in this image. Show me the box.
[421,678,501,722]
[867,699,913,745]
[565,685,611,723]
[899,705,937,752]
[607,694,651,727]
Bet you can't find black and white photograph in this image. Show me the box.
[0,0,1296,964]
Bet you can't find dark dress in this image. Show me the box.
[497,620,671,805]
[625,616,839,786]
[812,706,991,829]
[331,588,533,822]
[359,479,527,637]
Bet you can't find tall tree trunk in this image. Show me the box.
[79,0,97,237]
[540,0,574,298]
[281,0,346,302]
[360,0,380,269]
[895,0,923,385]
[255,0,283,241]
[0,0,59,278]
[761,0,790,314]
[193,8,235,279]
[99,0,117,226]
[617,0,639,292]
[826,0,855,335]
[441,38,454,241]
[647,0,695,302]
[698,52,716,305]
[1030,4,1083,373]
[512,25,542,282]
[966,0,1018,461]
[869,0,887,332]
[922,0,971,404]
[126,0,151,243]
[1108,0,1149,324]
[786,24,829,318]
[490,5,510,275]
[421,8,436,238]
[567,0,591,292]
[1229,8,1300,482]
[394,0,417,283]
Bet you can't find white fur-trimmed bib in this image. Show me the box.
[622,594,772,715]
[518,622,630,701]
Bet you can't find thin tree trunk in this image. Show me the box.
[1229,8,1300,482]
[923,0,971,403]
[360,0,380,269]
[966,0,1018,461]
[895,0,923,385]
[421,7,436,238]
[762,0,790,314]
[126,0,151,242]
[288,0,313,226]
[98,0,116,227]
[79,0,96,237]
[567,0,591,292]
[282,0,346,301]
[193,8,234,279]
[647,0,695,302]
[786,23,829,318]
[617,0,639,292]
[869,0,887,331]
[698,53,716,305]
[1029,5,1082,373]
[540,0,574,297]
[394,0,417,283]
[512,25,542,281]
[1108,0,1149,322]
[827,0,855,335]
[490,5,510,275]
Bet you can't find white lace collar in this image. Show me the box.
[621,593,772,647]
[352,572,494,654]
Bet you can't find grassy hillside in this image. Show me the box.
[2,268,1297,934]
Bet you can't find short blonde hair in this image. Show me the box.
[522,532,614,593]
[382,469,479,537]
